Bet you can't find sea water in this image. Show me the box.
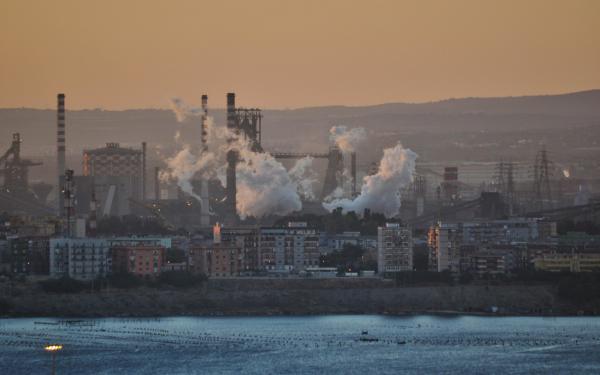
[1,315,600,374]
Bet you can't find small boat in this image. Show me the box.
[358,330,379,342]
[396,340,407,345]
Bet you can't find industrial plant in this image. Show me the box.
[0,92,597,238]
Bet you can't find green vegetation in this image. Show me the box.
[320,243,376,273]
[412,244,429,272]
[166,248,187,263]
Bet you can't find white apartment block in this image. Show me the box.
[377,223,413,275]
[50,238,111,280]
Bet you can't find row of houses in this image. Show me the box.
[49,237,171,280]
[2,218,599,281]
[427,219,600,275]
[0,222,377,280]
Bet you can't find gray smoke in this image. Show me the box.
[289,156,317,201]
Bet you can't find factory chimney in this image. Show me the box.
[225,93,238,225]
[201,95,208,150]
[63,169,74,237]
[351,152,357,197]
[226,92,236,132]
[200,94,210,227]
[141,142,147,200]
[57,93,66,213]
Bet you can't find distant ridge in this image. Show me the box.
[271,89,600,116]
[2,89,599,114]
[1,89,599,166]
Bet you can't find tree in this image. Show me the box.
[166,248,186,263]
[412,244,429,271]
[320,243,369,272]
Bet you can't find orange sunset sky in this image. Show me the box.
[1,0,599,109]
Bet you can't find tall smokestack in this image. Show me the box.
[351,152,357,197]
[141,142,147,200]
[63,169,74,237]
[201,95,208,150]
[226,93,236,132]
[200,94,210,227]
[225,93,238,225]
[57,93,66,212]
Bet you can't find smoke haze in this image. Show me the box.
[289,156,318,201]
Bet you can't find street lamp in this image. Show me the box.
[44,344,63,375]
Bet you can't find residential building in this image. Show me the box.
[0,239,9,274]
[6,236,49,275]
[461,219,542,245]
[321,232,377,254]
[557,232,600,251]
[468,251,506,275]
[112,245,164,278]
[428,223,461,273]
[49,238,111,280]
[221,226,259,273]
[534,252,600,272]
[377,223,413,276]
[107,236,172,249]
[161,262,187,273]
[259,222,320,273]
[188,243,243,277]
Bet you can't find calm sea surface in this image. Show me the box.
[1,315,600,374]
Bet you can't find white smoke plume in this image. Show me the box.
[170,97,203,122]
[165,99,306,218]
[323,142,418,217]
[289,156,317,201]
[323,186,345,202]
[161,147,215,201]
[236,150,302,219]
[329,125,366,152]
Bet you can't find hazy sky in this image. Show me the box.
[1,0,599,109]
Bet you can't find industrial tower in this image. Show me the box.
[495,161,516,215]
[533,146,553,211]
[200,94,210,227]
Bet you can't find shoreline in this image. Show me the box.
[2,279,598,318]
[2,310,596,319]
